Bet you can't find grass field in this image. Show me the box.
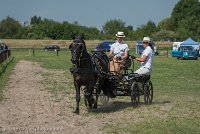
[0,47,200,133]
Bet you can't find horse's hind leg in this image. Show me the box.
[93,88,100,109]
[93,79,104,109]
[85,85,94,109]
[74,82,80,114]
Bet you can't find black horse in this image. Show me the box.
[69,36,114,114]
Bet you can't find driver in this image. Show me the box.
[108,31,129,75]
[132,37,154,75]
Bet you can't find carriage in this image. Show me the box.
[95,52,153,106]
[69,36,153,114]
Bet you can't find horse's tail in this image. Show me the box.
[102,78,116,98]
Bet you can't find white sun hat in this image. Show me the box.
[143,37,151,42]
[116,31,125,38]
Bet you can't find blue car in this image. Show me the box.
[173,46,198,60]
[94,41,115,52]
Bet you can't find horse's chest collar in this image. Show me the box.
[70,67,95,74]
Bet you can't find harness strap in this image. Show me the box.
[91,53,110,77]
[70,67,96,74]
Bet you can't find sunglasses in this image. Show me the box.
[143,42,148,44]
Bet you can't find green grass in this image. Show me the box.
[1,48,200,133]
[106,117,200,134]
[0,57,16,101]
[11,48,72,70]
[152,56,200,95]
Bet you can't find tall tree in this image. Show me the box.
[158,18,174,31]
[30,16,42,25]
[102,19,126,39]
[171,0,200,40]
[144,21,158,36]
[152,30,175,41]
[0,16,21,38]
[134,21,158,40]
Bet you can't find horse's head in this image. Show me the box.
[69,36,86,65]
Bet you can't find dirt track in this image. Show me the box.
[0,60,106,134]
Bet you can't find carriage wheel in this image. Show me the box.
[131,82,140,106]
[99,92,109,105]
[144,81,153,104]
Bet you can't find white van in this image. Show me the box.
[172,42,182,50]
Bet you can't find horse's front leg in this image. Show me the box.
[74,81,80,114]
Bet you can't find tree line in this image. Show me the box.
[0,0,200,41]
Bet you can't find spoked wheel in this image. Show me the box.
[144,81,153,104]
[99,92,109,105]
[131,82,140,106]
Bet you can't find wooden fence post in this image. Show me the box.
[33,46,35,56]
[166,47,168,57]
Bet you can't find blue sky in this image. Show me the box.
[0,0,179,30]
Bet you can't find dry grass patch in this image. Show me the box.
[4,39,172,48]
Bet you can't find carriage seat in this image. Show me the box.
[129,73,151,83]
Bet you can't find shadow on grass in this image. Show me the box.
[93,101,135,113]
[92,100,171,113]
[151,100,171,105]
[136,100,171,107]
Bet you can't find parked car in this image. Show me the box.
[94,41,115,52]
[44,45,60,51]
[0,43,9,50]
[136,41,158,55]
[176,46,198,60]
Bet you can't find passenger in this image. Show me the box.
[132,37,154,75]
[108,31,129,75]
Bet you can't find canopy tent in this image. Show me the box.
[181,38,199,50]
[181,38,199,45]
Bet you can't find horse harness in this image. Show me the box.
[70,51,109,78]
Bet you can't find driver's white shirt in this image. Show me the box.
[141,46,153,70]
[110,41,129,58]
